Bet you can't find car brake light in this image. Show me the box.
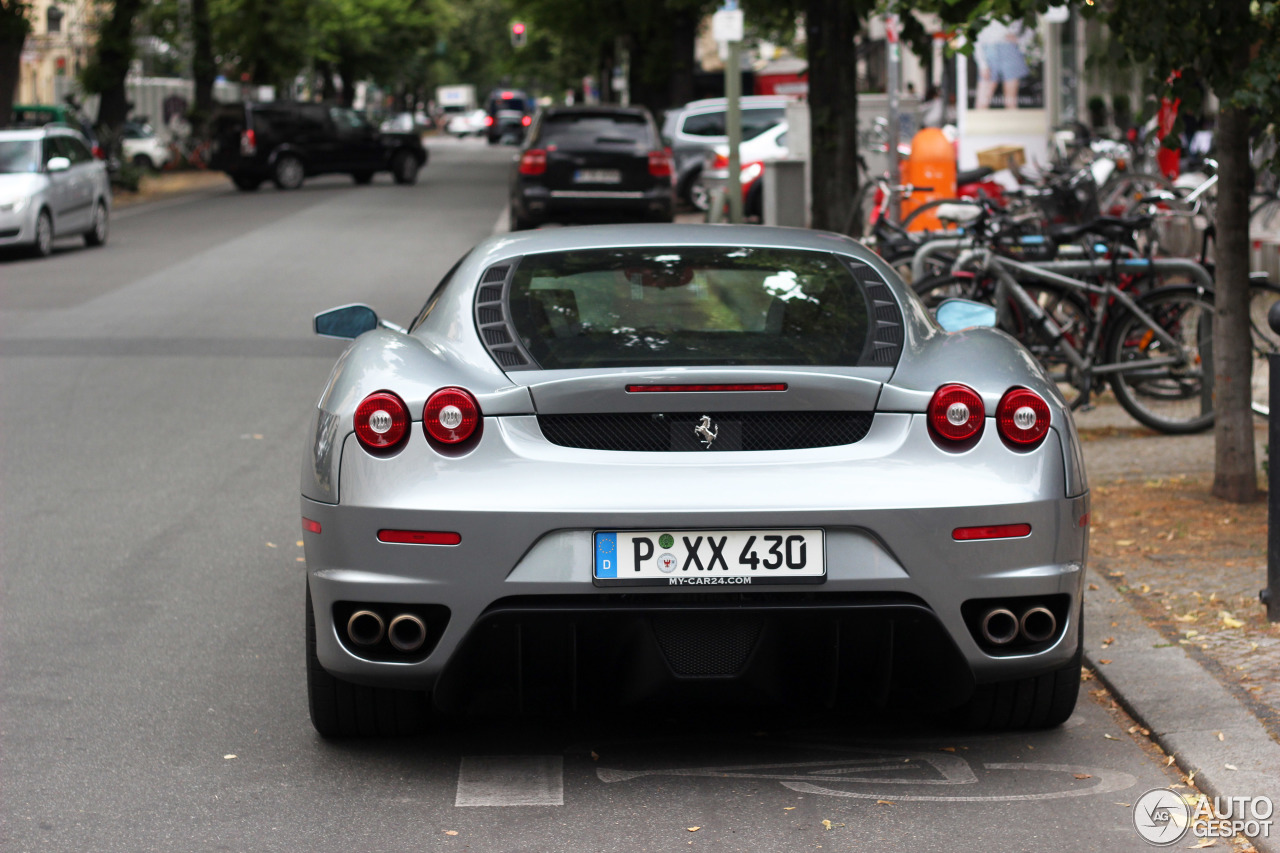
[648,150,673,177]
[484,115,494,127]
[377,530,461,545]
[91,144,105,160]
[928,383,985,445]
[241,129,256,156]
[355,391,410,452]
[711,152,729,170]
[996,387,1051,448]
[521,115,532,127]
[424,387,481,446]
[519,149,547,175]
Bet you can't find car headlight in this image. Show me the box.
[0,195,30,213]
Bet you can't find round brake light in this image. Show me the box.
[355,391,409,452]
[424,387,481,445]
[997,387,1051,448]
[928,383,985,444]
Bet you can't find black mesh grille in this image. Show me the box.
[478,306,503,325]
[484,328,512,345]
[482,266,510,283]
[652,614,763,677]
[478,284,503,302]
[537,411,873,451]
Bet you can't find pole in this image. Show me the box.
[725,38,743,224]
[885,9,902,223]
[1264,302,1280,621]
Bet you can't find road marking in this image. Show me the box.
[492,206,509,234]
[456,755,563,807]
[784,763,1137,802]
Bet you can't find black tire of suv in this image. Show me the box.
[951,623,1082,730]
[132,154,156,172]
[509,206,536,231]
[272,154,305,190]
[305,582,433,738]
[391,150,419,185]
[352,171,374,185]
[231,174,262,191]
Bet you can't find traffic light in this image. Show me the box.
[510,22,527,48]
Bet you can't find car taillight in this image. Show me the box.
[240,129,256,156]
[423,387,481,446]
[996,387,1051,448]
[519,149,547,175]
[521,115,532,127]
[91,144,105,160]
[928,383,985,445]
[484,115,495,127]
[711,152,729,170]
[648,150,673,177]
[355,391,410,453]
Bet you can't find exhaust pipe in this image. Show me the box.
[980,608,1019,645]
[347,610,385,647]
[388,613,427,653]
[1020,606,1058,643]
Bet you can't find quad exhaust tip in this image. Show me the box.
[1019,606,1058,644]
[980,608,1020,645]
[347,610,385,647]
[388,613,427,653]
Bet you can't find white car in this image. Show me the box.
[698,121,790,214]
[120,121,171,171]
[447,109,488,137]
[0,126,111,257]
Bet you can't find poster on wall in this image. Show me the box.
[965,17,1044,111]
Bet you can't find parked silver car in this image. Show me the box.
[302,224,1088,737]
[0,126,111,257]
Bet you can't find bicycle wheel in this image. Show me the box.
[1101,171,1174,217]
[1003,282,1094,410]
[1249,279,1280,417]
[1252,193,1280,234]
[913,271,996,309]
[1105,285,1215,433]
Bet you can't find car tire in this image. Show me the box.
[272,154,305,190]
[305,582,432,738]
[31,208,54,258]
[83,200,109,247]
[132,154,156,172]
[509,206,537,231]
[391,150,419,185]
[352,171,374,185]
[231,174,262,191]
[951,620,1082,730]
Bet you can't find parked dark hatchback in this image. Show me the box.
[508,105,675,230]
[208,101,427,191]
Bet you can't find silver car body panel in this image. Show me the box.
[302,223,1089,697]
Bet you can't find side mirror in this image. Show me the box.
[935,298,997,332]
[46,156,71,173]
[314,304,379,339]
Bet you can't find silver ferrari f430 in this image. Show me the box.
[301,223,1089,737]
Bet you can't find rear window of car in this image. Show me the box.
[538,113,652,146]
[505,247,876,369]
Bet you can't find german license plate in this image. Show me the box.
[594,529,825,586]
[574,169,621,184]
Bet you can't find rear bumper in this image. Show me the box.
[514,183,674,222]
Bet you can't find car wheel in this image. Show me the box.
[352,171,374,185]
[32,209,53,258]
[84,200,109,247]
[131,154,156,172]
[272,154,305,190]
[951,619,1082,730]
[305,582,432,738]
[231,174,262,192]
[391,150,419,186]
[509,206,537,231]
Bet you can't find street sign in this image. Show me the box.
[712,9,744,43]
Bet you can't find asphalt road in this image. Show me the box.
[0,139,1191,852]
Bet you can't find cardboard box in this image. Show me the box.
[976,145,1026,171]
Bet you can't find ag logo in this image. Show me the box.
[1132,787,1190,845]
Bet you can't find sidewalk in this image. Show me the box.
[112,169,229,209]
[1076,397,1280,850]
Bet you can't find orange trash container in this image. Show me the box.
[900,127,956,232]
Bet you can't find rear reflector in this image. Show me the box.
[378,530,462,545]
[302,517,322,534]
[952,523,1032,541]
[626,383,787,393]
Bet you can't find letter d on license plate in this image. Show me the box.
[593,529,825,587]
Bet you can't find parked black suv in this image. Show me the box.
[209,101,427,190]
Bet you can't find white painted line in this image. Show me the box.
[456,755,563,807]
[492,205,510,235]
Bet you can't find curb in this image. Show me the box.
[112,171,230,211]
[1084,568,1280,852]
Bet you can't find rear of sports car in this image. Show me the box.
[301,226,1089,737]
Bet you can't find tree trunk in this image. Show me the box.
[91,0,144,130]
[1211,97,1259,502]
[338,58,357,107]
[0,6,27,127]
[190,0,215,127]
[319,62,337,102]
[805,0,861,231]
[666,8,697,114]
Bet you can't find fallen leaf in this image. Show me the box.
[1220,611,1245,628]
[1099,659,1112,665]
[687,827,701,833]
[1174,614,1199,623]
[939,747,956,752]
[784,807,796,811]
[591,751,599,761]
[1167,756,1176,766]
[223,754,236,759]
[1187,771,1196,785]
[1116,539,1135,546]
[296,557,305,562]
[444,830,458,836]
[822,820,833,830]
[1216,732,1224,741]
[1102,637,1115,645]
[1115,802,1132,807]
[1073,773,1092,780]
[876,800,896,806]
[1088,583,1100,591]
[1187,839,1216,848]
[1104,734,1118,740]
[296,540,304,547]
[265,542,277,548]
[1225,764,1238,771]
